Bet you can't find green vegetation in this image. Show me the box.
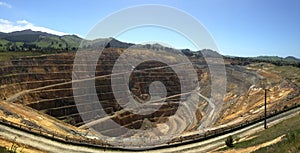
[0,30,84,61]
[249,63,300,86]
[254,130,300,153]
[0,146,12,153]
[0,35,80,52]
[0,137,23,153]
[220,113,300,152]
[0,30,82,52]
[268,65,300,85]
[225,135,234,148]
[227,56,300,67]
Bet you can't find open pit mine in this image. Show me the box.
[0,46,299,151]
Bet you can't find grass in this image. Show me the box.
[0,137,23,153]
[0,39,9,51]
[0,34,81,52]
[249,63,300,85]
[269,65,300,85]
[219,113,300,152]
[0,146,12,153]
[0,146,17,153]
[253,130,300,153]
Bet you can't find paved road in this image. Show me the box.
[1,105,299,153]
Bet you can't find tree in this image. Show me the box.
[225,135,234,148]
[105,42,110,48]
[65,43,69,50]
[22,43,37,51]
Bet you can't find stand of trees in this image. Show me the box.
[226,56,300,68]
[0,42,78,52]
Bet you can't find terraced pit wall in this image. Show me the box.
[0,49,200,130]
[0,49,299,137]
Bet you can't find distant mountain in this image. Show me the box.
[226,55,300,67]
[0,32,7,39]
[0,30,204,54]
[255,56,300,62]
[79,38,134,49]
[0,29,56,42]
[0,30,237,62]
[0,30,298,67]
[285,56,300,62]
[0,29,82,51]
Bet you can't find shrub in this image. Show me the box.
[225,135,234,148]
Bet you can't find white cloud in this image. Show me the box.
[0,1,12,8]
[0,19,11,24]
[16,20,30,24]
[0,19,68,36]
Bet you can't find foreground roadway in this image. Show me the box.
[0,106,300,153]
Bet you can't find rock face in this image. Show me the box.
[0,48,299,139]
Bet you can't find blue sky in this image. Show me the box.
[0,0,299,57]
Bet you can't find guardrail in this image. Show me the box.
[0,101,299,151]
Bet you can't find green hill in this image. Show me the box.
[0,29,82,52]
